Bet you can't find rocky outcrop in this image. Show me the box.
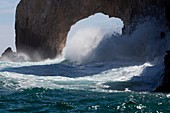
[155,51,170,92]
[15,0,167,60]
[166,0,170,27]
[1,47,14,58]
[0,47,16,62]
[154,0,170,93]
[0,47,30,62]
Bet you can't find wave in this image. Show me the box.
[0,59,164,92]
[0,13,170,92]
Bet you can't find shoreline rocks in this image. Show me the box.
[0,47,31,62]
[1,47,14,58]
[0,47,16,61]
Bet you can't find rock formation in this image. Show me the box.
[0,47,31,62]
[15,0,167,60]
[0,47,16,61]
[154,0,170,93]
[1,47,14,58]
[166,0,170,27]
[155,51,170,92]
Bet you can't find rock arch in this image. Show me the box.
[15,0,166,60]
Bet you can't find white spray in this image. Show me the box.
[63,14,170,65]
[62,13,124,64]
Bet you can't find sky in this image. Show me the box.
[0,0,20,55]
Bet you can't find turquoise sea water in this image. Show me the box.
[1,87,170,112]
[0,60,170,113]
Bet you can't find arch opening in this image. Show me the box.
[62,13,124,64]
[62,13,170,65]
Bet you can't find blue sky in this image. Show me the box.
[0,0,20,55]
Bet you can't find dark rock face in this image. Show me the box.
[154,1,170,93]
[155,51,170,92]
[166,0,170,27]
[15,0,166,60]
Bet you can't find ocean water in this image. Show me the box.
[1,14,170,112]
[0,60,170,113]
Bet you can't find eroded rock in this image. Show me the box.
[15,0,167,60]
[155,50,170,92]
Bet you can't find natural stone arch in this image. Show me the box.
[15,0,166,60]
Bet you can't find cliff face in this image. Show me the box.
[155,51,170,92]
[15,0,166,60]
[166,0,170,26]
